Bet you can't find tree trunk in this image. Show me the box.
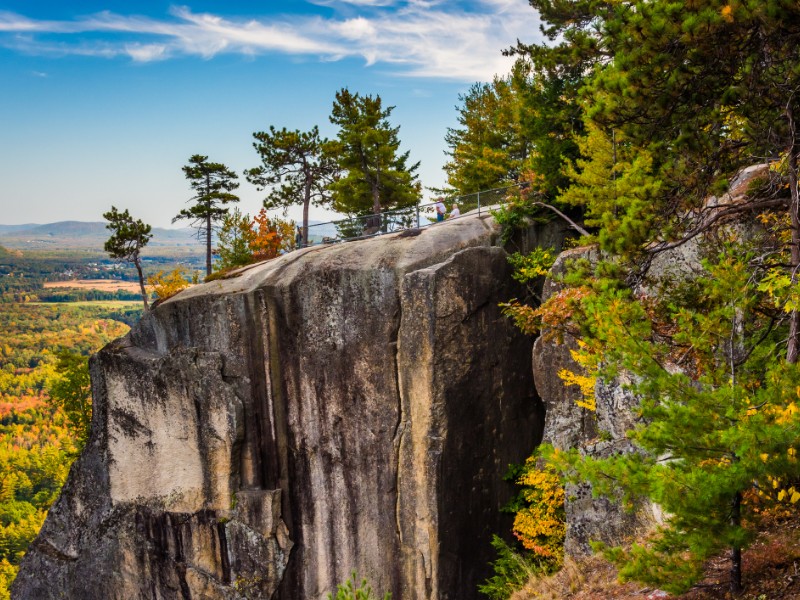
[787,101,800,364]
[372,177,381,216]
[206,214,212,277]
[134,255,149,312]
[303,176,311,248]
[205,172,213,277]
[730,491,743,594]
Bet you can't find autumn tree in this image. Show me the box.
[103,206,152,311]
[147,268,191,301]
[246,126,338,247]
[250,208,294,260]
[326,89,420,218]
[174,154,240,276]
[216,208,295,271]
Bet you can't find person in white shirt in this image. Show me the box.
[449,203,461,219]
[435,198,446,222]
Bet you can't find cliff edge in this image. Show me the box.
[13,213,563,599]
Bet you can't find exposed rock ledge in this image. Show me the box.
[13,214,566,599]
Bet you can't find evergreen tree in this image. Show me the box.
[443,60,582,201]
[215,208,254,271]
[174,154,240,276]
[444,74,525,195]
[102,206,152,311]
[532,248,800,593]
[514,61,583,200]
[326,89,420,218]
[558,123,662,257]
[48,352,92,451]
[246,126,338,247]
[505,2,800,592]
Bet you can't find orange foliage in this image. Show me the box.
[250,209,295,261]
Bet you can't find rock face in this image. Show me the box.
[532,246,658,556]
[13,213,562,599]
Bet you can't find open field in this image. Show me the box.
[30,300,143,309]
[43,279,143,292]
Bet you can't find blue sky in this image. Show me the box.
[0,1,541,227]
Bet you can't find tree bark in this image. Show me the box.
[303,176,311,248]
[206,213,212,277]
[134,255,149,312]
[730,491,743,594]
[786,101,800,364]
[372,168,381,217]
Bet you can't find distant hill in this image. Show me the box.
[0,221,202,253]
[0,224,38,234]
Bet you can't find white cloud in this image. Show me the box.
[125,43,169,62]
[0,1,542,82]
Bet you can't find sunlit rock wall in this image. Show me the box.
[14,212,562,599]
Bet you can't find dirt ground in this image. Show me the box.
[512,512,800,600]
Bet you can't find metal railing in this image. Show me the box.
[303,183,524,246]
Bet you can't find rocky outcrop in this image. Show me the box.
[532,164,774,556]
[13,213,566,599]
[532,246,657,556]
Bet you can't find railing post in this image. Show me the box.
[416,203,420,229]
[478,191,481,216]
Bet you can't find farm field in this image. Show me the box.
[43,279,143,293]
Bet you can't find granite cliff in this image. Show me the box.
[13,212,566,599]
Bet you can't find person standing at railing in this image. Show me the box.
[449,203,460,219]
[435,197,446,222]
[295,225,304,248]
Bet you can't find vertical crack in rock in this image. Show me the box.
[262,289,292,526]
[390,291,406,556]
[217,520,231,585]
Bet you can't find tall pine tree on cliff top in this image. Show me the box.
[325,89,420,218]
[174,154,240,277]
[245,126,338,248]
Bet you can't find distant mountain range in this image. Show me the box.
[0,219,342,254]
[0,221,201,251]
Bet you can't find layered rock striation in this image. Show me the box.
[14,213,562,599]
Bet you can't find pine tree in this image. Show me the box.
[246,126,338,247]
[326,89,420,219]
[558,123,662,257]
[444,73,525,195]
[174,154,240,276]
[530,248,800,593]
[215,208,254,271]
[103,206,152,311]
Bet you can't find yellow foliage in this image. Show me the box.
[557,344,599,411]
[721,4,733,22]
[512,458,566,564]
[147,268,191,300]
[558,368,596,411]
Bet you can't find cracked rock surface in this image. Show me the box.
[14,213,561,599]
